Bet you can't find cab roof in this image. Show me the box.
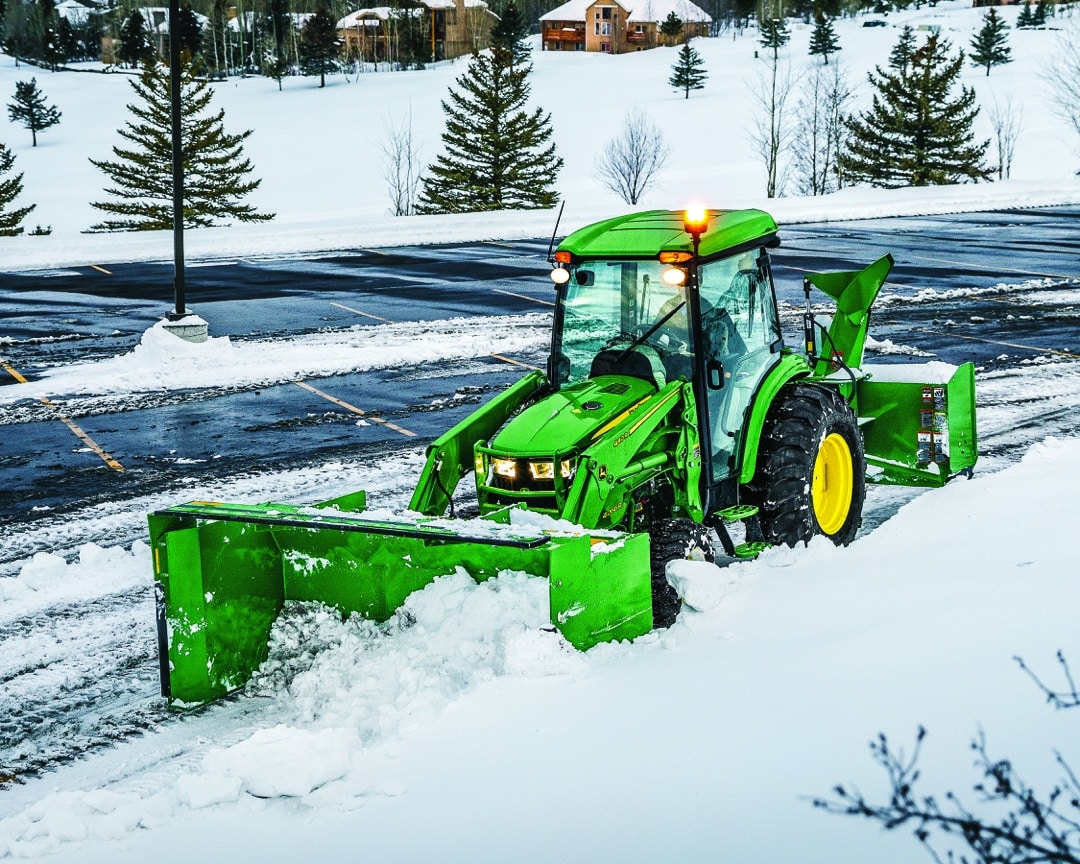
[556,208,779,260]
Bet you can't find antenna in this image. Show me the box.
[546,200,566,264]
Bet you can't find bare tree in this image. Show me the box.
[816,652,1080,864]
[596,108,670,206]
[380,112,423,216]
[987,94,1023,180]
[748,48,795,198]
[790,61,853,196]
[1044,28,1080,170]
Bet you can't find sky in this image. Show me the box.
[2,2,1080,862]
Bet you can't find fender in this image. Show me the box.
[736,353,813,487]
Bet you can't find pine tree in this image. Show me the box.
[491,0,530,64]
[0,143,35,236]
[298,2,340,87]
[758,13,790,52]
[117,8,154,68]
[669,39,707,98]
[842,33,991,188]
[888,24,917,72]
[89,62,273,231]
[660,11,683,43]
[1016,0,1035,28]
[261,0,293,89]
[808,10,840,65]
[1033,0,1049,26]
[7,78,61,147]
[970,7,1011,77]
[418,46,562,213]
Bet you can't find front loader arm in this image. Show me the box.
[561,380,698,530]
[410,371,547,516]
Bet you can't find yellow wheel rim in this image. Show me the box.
[812,432,854,536]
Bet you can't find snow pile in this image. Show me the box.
[0,542,151,625]
[0,313,550,402]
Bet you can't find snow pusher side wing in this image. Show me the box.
[149,499,652,708]
[855,361,978,487]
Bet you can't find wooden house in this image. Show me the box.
[540,0,710,53]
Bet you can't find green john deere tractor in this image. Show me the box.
[149,208,977,707]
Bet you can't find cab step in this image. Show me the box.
[733,541,771,560]
[717,504,759,523]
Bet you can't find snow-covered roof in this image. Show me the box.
[338,0,489,25]
[337,2,480,27]
[338,8,392,26]
[540,0,710,24]
[56,0,95,23]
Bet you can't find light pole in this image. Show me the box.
[164,0,208,342]
[169,0,185,320]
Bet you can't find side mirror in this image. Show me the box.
[707,359,725,390]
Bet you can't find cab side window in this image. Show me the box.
[698,250,782,482]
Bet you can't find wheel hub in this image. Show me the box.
[812,432,854,535]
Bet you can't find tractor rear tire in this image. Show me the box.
[648,519,714,628]
[745,383,866,547]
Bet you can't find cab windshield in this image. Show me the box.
[554,259,695,388]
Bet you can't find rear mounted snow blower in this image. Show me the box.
[150,208,978,708]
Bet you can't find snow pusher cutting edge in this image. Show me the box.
[149,206,978,709]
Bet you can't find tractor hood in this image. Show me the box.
[489,375,657,456]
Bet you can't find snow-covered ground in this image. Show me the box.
[2,2,1080,862]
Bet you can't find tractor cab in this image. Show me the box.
[547,209,786,488]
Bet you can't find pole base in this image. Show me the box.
[162,312,209,344]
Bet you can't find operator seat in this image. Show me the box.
[589,344,666,390]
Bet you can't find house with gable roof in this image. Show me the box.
[539,0,710,53]
[338,0,497,63]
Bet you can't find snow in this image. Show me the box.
[2,2,1080,862]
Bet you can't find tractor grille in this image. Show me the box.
[478,453,576,516]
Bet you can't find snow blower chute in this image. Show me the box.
[150,208,977,708]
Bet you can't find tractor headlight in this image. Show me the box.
[492,458,517,479]
[662,266,687,286]
[527,460,575,480]
[529,460,555,480]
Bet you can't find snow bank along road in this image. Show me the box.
[1,209,1079,789]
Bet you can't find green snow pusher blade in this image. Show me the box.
[149,499,652,708]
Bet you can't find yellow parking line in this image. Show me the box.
[2,362,124,471]
[490,353,542,371]
[491,288,556,307]
[294,380,416,437]
[2,361,28,384]
[330,301,393,323]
